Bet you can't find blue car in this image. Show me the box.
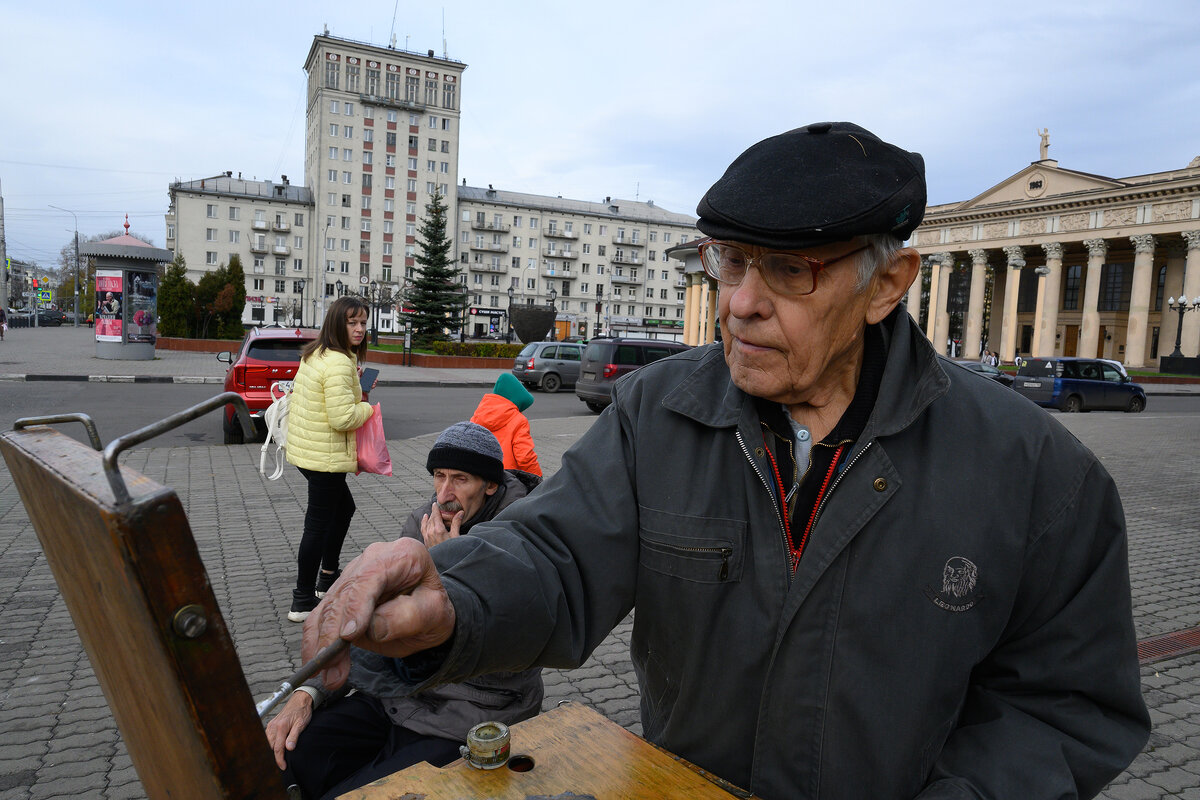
[1013,357,1147,413]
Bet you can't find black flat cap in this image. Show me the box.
[696,122,926,249]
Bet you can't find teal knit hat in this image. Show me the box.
[493,372,534,412]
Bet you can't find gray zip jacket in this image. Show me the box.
[328,471,543,741]
[414,309,1149,798]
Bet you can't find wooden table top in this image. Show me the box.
[341,701,752,800]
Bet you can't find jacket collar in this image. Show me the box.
[662,307,949,440]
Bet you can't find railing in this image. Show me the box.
[612,236,644,247]
[544,249,579,259]
[543,228,578,239]
[272,245,291,256]
[251,220,270,231]
[471,221,511,232]
[468,263,509,273]
[272,221,291,233]
[611,254,642,265]
[470,242,509,253]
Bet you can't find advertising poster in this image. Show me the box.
[95,270,123,342]
[126,270,158,344]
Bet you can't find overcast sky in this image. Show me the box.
[3,0,1198,270]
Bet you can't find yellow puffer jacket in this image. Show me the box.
[285,348,374,473]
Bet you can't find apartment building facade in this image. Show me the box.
[166,32,698,337]
[456,185,698,340]
[166,174,314,325]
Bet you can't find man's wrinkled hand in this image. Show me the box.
[421,502,463,548]
[264,691,313,770]
[301,538,456,690]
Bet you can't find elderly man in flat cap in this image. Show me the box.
[303,123,1149,799]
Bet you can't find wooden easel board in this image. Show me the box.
[343,701,751,799]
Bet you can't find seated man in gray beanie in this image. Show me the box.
[265,421,542,800]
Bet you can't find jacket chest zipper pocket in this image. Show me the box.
[674,545,732,580]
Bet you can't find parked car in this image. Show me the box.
[1012,357,1146,413]
[575,337,691,412]
[218,326,318,444]
[512,341,585,393]
[949,359,1014,387]
[34,309,66,326]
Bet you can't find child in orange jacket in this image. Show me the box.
[470,373,541,477]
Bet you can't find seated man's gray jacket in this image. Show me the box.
[339,470,543,742]
[407,308,1149,799]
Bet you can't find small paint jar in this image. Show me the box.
[460,721,511,769]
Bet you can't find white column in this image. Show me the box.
[683,273,700,346]
[703,280,718,344]
[1182,231,1200,356]
[1000,246,1025,363]
[1033,242,1064,357]
[1125,234,1156,367]
[1080,239,1106,358]
[928,253,952,355]
[964,249,988,359]
[924,256,941,343]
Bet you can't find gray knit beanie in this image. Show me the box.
[426,421,505,485]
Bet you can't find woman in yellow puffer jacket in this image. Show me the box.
[285,296,376,622]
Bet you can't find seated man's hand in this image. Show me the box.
[421,502,463,548]
[302,538,456,690]
[265,691,314,770]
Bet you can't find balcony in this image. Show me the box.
[359,93,425,113]
[609,273,644,286]
[675,278,688,288]
[543,228,578,239]
[542,267,576,279]
[251,220,270,231]
[272,220,291,233]
[470,242,509,253]
[611,253,643,266]
[543,248,579,260]
[612,236,644,247]
[468,262,509,274]
[471,220,511,232]
[273,245,291,256]
[249,243,269,255]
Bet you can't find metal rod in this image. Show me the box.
[13,413,104,451]
[256,639,351,719]
[101,392,253,506]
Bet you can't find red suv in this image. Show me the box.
[218,327,317,444]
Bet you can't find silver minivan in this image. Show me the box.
[512,341,585,392]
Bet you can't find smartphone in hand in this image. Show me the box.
[360,367,380,395]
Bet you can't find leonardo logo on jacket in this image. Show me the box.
[924,556,982,612]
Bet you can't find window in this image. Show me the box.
[513,215,522,227]
[443,81,457,109]
[427,159,437,172]
[598,245,606,256]
[584,223,592,234]
[206,228,217,241]
[428,137,437,151]
[428,115,438,128]
[363,151,373,165]
[206,204,217,218]
[324,59,339,89]
[513,236,522,249]
[366,65,379,95]
[293,259,303,271]
[406,178,417,192]
[342,239,351,251]
[343,126,353,138]
[442,118,450,130]
[384,220,394,234]
[254,257,265,272]
[363,174,373,189]
[385,154,395,167]
[441,140,449,153]
[386,71,400,99]
[275,280,286,293]
[649,231,658,242]
[362,196,372,210]
[329,100,339,114]
[530,217,539,228]
[425,78,438,104]
[583,243,591,254]
[386,177,396,189]
[253,279,264,291]
[1063,265,1082,310]
[329,123,339,137]
[363,105,372,119]
[1098,264,1130,312]
[275,258,286,275]
[342,194,351,207]
[426,181,436,194]
[406,223,416,237]
[206,251,217,265]
[343,171,352,184]
[229,230,240,244]
[361,219,371,232]
[363,129,373,143]
[649,250,657,261]
[387,110,397,123]
[228,206,240,221]
[406,75,419,102]
[167,223,175,240]
[327,169,338,183]
[346,65,359,92]
[386,132,397,147]
[408,157,418,170]
[341,216,351,229]
[294,213,304,226]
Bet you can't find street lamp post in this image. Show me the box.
[296,278,306,327]
[49,205,80,328]
[595,282,603,336]
[1167,295,1200,357]
[368,280,380,346]
[506,286,514,343]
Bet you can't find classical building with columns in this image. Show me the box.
[910,137,1200,367]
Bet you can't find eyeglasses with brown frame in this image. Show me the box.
[697,239,871,296]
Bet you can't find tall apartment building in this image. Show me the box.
[165,32,699,337]
[456,185,698,340]
[303,33,465,330]
[165,174,314,325]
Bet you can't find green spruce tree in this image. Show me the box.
[408,191,466,345]
[221,255,248,337]
[157,255,196,337]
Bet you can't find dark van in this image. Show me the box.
[1012,357,1146,413]
[575,337,690,412]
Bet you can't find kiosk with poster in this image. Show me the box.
[80,224,172,361]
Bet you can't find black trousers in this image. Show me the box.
[296,468,355,593]
[282,692,461,800]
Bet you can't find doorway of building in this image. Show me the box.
[1063,325,1079,357]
